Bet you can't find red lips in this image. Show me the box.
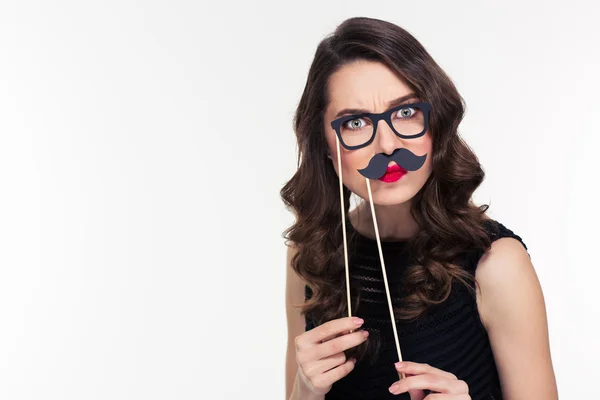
[378,163,407,183]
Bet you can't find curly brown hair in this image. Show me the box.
[280,16,495,364]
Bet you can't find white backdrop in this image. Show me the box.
[0,1,598,399]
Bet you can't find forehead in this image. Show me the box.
[326,60,412,113]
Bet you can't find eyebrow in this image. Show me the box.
[333,93,419,119]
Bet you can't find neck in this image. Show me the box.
[351,200,419,241]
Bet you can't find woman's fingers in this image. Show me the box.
[302,352,347,377]
[297,316,364,349]
[307,355,357,389]
[319,329,352,343]
[300,329,369,364]
[388,373,469,396]
[296,317,369,365]
[294,316,369,396]
[395,361,458,380]
[418,394,471,400]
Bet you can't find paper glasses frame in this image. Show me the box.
[330,101,432,151]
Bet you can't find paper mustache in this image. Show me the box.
[357,147,427,179]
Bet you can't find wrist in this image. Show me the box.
[290,372,325,400]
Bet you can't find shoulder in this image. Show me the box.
[475,232,533,303]
[478,219,531,273]
[463,219,529,274]
[472,223,558,397]
[474,219,536,330]
[481,218,528,251]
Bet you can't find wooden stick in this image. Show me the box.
[335,137,352,327]
[335,137,404,379]
[365,178,405,380]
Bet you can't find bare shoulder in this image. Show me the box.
[475,236,534,330]
[475,236,558,398]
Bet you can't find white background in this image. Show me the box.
[0,1,598,399]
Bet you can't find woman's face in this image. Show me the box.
[323,60,433,206]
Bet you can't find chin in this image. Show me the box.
[373,196,413,206]
[362,187,415,206]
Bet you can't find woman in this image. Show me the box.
[281,17,557,400]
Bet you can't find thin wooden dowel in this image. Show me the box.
[335,137,352,325]
[365,178,405,380]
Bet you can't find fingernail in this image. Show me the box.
[363,330,369,338]
[395,362,405,368]
[388,384,398,393]
[354,317,364,325]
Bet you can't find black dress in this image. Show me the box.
[304,218,529,400]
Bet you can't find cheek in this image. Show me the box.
[342,150,371,174]
[411,131,433,155]
[327,134,368,174]
[415,134,433,170]
[330,143,371,177]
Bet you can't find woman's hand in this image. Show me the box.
[388,361,471,399]
[294,316,369,397]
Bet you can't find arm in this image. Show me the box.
[475,237,559,400]
[285,243,323,400]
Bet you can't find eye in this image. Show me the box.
[396,107,417,119]
[342,118,367,130]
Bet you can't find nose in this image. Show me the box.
[375,119,402,156]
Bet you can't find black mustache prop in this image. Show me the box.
[357,147,427,179]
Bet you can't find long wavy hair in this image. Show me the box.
[280,17,494,364]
